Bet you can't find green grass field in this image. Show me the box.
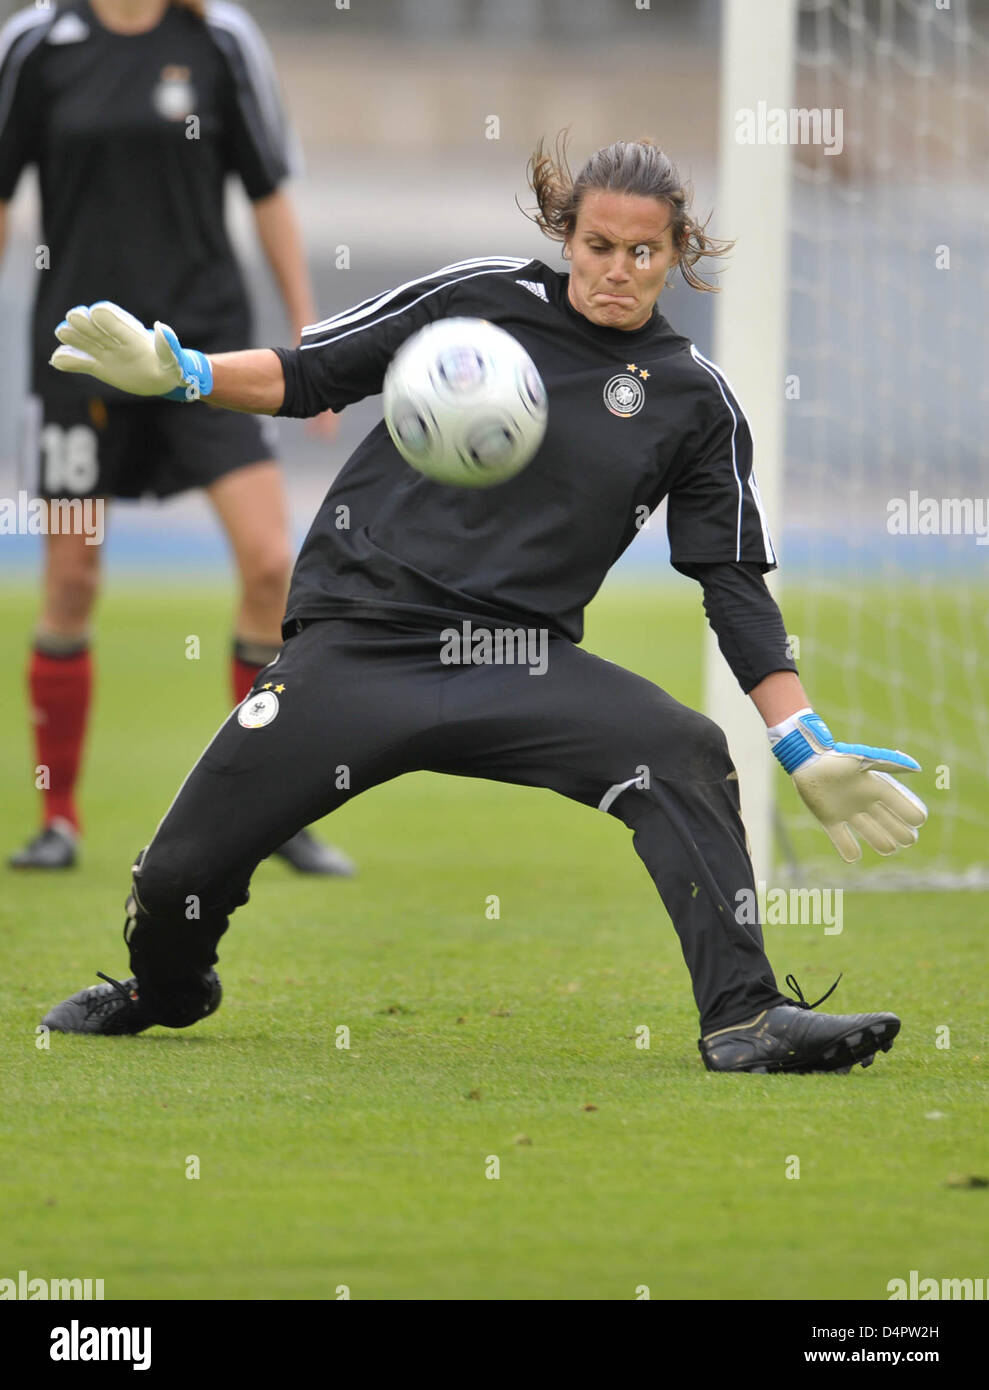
[1,580,985,1301]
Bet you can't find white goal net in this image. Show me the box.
[777,0,989,888]
[711,0,988,889]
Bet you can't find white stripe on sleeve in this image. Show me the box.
[0,7,54,140]
[300,257,531,351]
[206,0,301,177]
[689,344,776,566]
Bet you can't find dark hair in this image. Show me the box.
[171,0,206,17]
[524,132,733,292]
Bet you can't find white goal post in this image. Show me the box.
[708,0,797,884]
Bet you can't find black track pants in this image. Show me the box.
[126,617,789,1033]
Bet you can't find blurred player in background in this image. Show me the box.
[0,0,354,875]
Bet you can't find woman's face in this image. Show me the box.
[564,190,679,332]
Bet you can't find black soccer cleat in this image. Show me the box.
[42,970,222,1036]
[699,974,900,1074]
[9,819,78,870]
[272,827,356,876]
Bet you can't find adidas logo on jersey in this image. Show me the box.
[515,279,548,302]
[46,13,90,45]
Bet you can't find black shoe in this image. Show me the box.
[272,828,356,876]
[9,819,78,869]
[42,970,222,1036]
[699,974,900,1074]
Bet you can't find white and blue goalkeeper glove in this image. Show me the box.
[50,302,212,402]
[769,708,928,863]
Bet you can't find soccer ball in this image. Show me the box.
[383,317,548,488]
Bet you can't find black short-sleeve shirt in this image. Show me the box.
[0,0,298,397]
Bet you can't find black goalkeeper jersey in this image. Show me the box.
[275,256,779,646]
[0,0,296,398]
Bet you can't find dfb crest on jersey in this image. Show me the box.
[238,690,279,729]
[152,65,196,122]
[603,373,645,418]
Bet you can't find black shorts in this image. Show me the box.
[21,390,279,501]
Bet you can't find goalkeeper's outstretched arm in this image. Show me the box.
[49,301,287,414]
[208,349,285,414]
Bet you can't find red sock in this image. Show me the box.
[28,648,92,833]
[231,655,264,704]
[231,638,281,705]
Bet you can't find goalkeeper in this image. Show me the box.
[42,138,928,1074]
